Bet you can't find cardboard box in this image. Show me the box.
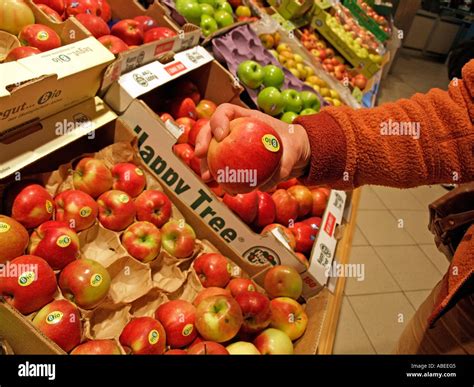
[104,53,349,299]
[100,0,201,91]
[0,1,115,139]
[0,97,329,354]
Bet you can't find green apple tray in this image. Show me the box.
[211,24,327,110]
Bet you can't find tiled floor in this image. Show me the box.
[333,51,451,354]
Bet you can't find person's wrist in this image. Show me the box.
[295,124,311,174]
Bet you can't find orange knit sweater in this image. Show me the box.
[295,59,474,325]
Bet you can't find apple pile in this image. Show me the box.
[300,28,368,91]
[261,35,344,107]
[358,0,390,34]
[175,0,254,37]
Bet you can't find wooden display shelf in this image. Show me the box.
[317,188,361,354]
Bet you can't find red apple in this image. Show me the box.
[294,252,309,268]
[0,215,29,263]
[12,184,54,229]
[112,163,146,198]
[290,222,317,254]
[264,265,302,300]
[97,190,136,231]
[33,0,65,14]
[133,15,159,33]
[165,349,187,355]
[310,188,328,217]
[73,157,113,199]
[270,297,308,341]
[71,339,121,355]
[170,97,198,120]
[155,300,197,348]
[98,35,129,55]
[208,118,283,194]
[254,328,293,354]
[97,0,111,22]
[28,220,80,270]
[0,255,57,314]
[287,185,313,218]
[261,223,296,250]
[75,13,110,38]
[195,295,243,342]
[188,118,209,147]
[173,143,195,166]
[190,155,202,176]
[111,19,144,46]
[36,4,63,22]
[226,278,257,297]
[223,191,258,225]
[193,287,231,307]
[235,291,271,334]
[59,258,111,309]
[119,317,166,355]
[302,216,322,232]
[160,220,196,258]
[65,0,100,16]
[174,79,200,104]
[32,300,82,352]
[193,253,231,288]
[54,189,98,231]
[121,221,161,263]
[195,99,217,119]
[207,180,225,197]
[18,24,61,52]
[134,190,172,228]
[271,189,298,227]
[175,117,195,144]
[143,27,176,43]
[187,341,229,355]
[5,46,41,61]
[254,191,276,229]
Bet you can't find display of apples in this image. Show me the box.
[0,215,29,263]
[12,184,54,229]
[194,253,231,288]
[18,23,61,52]
[119,317,167,355]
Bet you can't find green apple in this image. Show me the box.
[281,89,303,113]
[236,5,251,17]
[197,0,216,6]
[214,0,233,14]
[178,1,202,25]
[214,10,233,28]
[300,108,318,116]
[300,90,321,111]
[280,111,298,124]
[262,64,285,89]
[200,14,218,36]
[257,87,284,116]
[199,3,214,16]
[237,60,264,89]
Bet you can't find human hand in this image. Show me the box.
[194,103,311,191]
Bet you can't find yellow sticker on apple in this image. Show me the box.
[226,263,232,274]
[46,311,63,325]
[182,324,194,337]
[148,329,160,345]
[0,222,11,233]
[135,168,144,176]
[118,194,130,203]
[262,134,281,152]
[18,271,35,287]
[90,273,103,287]
[37,31,49,41]
[45,200,53,214]
[248,284,256,292]
[80,207,92,218]
[57,235,72,248]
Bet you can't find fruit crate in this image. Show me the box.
[310,2,383,79]
[266,0,314,21]
[343,0,389,42]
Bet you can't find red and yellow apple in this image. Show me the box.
[160,220,196,258]
[235,291,271,334]
[264,265,302,300]
[270,297,308,341]
[193,287,231,307]
[97,190,136,231]
[155,300,197,348]
[254,328,293,354]
[0,215,29,263]
[226,278,257,297]
[73,157,113,199]
[121,221,161,263]
[193,253,231,288]
[54,189,98,231]
[112,163,146,198]
[12,184,54,229]
[119,317,166,355]
[71,340,121,355]
[135,190,172,228]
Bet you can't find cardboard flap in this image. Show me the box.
[0,62,38,97]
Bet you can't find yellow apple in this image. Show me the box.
[276,43,290,53]
[289,68,300,78]
[304,66,314,77]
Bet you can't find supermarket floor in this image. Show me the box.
[333,51,452,354]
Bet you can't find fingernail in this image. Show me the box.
[215,127,224,140]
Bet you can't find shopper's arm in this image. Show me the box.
[296,59,474,190]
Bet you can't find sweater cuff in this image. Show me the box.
[294,111,347,186]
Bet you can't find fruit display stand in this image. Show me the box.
[310,1,387,79]
[0,97,329,355]
[98,0,201,90]
[343,0,390,43]
[0,1,115,139]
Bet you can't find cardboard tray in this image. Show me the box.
[0,97,329,355]
[0,0,115,139]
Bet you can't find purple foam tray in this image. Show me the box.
[211,24,327,109]
[162,0,187,26]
